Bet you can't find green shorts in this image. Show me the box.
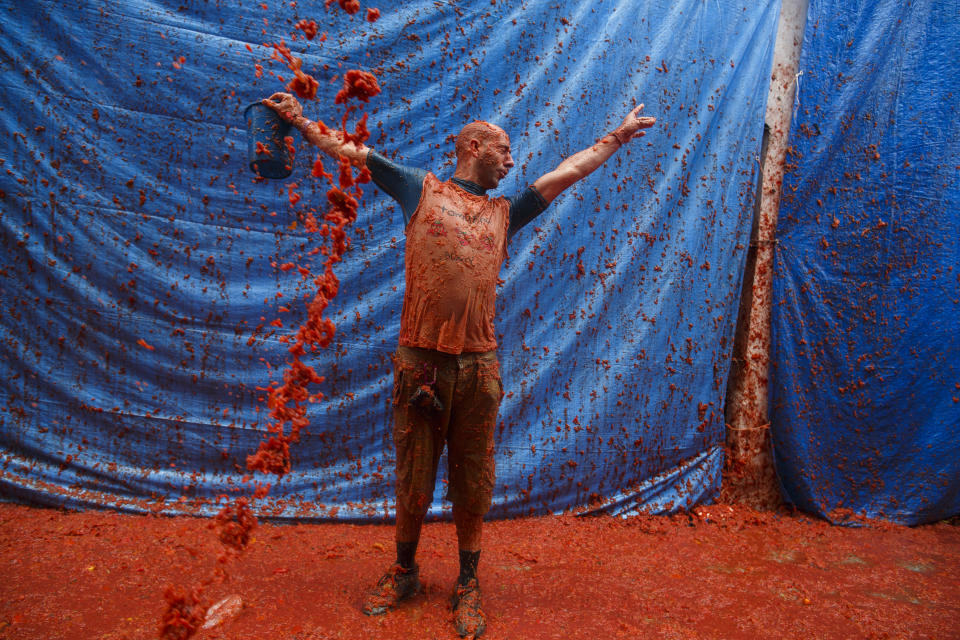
[391,345,503,517]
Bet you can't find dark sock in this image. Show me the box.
[396,540,418,570]
[457,549,481,585]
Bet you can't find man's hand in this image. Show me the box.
[613,104,657,143]
[263,92,303,123]
[532,101,658,204]
[265,92,370,165]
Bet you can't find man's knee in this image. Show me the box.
[446,475,494,518]
[396,486,434,519]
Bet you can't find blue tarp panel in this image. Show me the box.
[772,0,960,524]
[0,0,779,520]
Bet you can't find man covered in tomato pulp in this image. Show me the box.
[265,91,655,638]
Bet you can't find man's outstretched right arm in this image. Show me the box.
[263,92,369,166]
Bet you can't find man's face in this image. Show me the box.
[476,129,514,189]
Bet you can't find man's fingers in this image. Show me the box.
[265,92,297,109]
[637,116,656,128]
[262,95,284,109]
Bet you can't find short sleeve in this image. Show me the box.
[507,185,549,239]
[366,150,428,225]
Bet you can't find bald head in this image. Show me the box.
[455,121,507,161]
[452,120,514,189]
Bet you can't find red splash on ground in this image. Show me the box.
[158,585,206,640]
[156,492,257,638]
[4,503,958,639]
[366,8,380,22]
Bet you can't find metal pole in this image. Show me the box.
[721,0,809,508]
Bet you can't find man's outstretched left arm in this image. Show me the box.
[532,104,656,205]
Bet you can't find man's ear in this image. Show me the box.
[469,138,482,157]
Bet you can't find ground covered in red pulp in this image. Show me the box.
[0,503,957,639]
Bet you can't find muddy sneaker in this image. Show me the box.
[361,563,421,616]
[451,578,486,638]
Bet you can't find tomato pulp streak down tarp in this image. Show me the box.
[0,0,780,520]
[772,0,960,525]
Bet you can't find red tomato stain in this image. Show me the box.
[327,0,361,15]
[158,585,205,639]
[295,19,318,40]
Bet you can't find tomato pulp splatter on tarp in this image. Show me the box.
[295,19,319,40]
[326,0,361,15]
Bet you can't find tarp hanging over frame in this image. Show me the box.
[0,0,780,519]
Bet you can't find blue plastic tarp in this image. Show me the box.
[0,0,780,520]
[772,0,960,525]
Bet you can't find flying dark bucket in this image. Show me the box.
[244,102,293,179]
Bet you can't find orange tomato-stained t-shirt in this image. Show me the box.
[399,173,510,354]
